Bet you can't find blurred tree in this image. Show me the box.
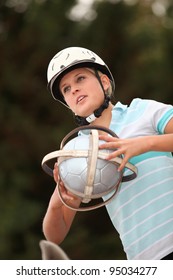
[0,0,173,259]
[0,0,77,260]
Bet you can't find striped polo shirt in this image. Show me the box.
[104,98,173,259]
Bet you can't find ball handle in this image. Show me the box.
[56,176,122,212]
[41,125,138,211]
[41,125,137,182]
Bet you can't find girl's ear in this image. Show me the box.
[100,74,110,91]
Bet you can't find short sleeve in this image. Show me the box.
[147,100,173,133]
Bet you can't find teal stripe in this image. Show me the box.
[129,151,172,165]
[105,158,173,223]
[157,108,173,133]
[121,188,173,243]
[113,166,173,209]
[126,215,173,259]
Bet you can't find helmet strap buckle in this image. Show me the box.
[75,95,110,126]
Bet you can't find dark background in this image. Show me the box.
[1,0,173,259]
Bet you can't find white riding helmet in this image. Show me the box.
[47,46,115,106]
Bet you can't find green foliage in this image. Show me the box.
[0,0,173,259]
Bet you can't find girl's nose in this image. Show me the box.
[71,86,79,95]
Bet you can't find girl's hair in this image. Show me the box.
[87,68,114,98]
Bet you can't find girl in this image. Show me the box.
[43,47,173,260]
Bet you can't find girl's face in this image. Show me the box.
[59,68,110,117]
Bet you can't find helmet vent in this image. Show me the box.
[66,53,70,60]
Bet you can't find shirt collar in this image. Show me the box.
[113,101,128,111]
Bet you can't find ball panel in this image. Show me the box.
[64,136,90,150]
[101,162,120,186]
[58,135,120,199]
[63,173,85,192]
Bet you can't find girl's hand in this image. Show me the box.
[53,163,81,206]
[99,135,150,171]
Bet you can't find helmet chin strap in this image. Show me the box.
[74,95,110,126]
[75,69,111,126]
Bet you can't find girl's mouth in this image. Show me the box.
[76,95,86,104]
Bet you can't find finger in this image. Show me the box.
[58,185,76,201]
[99,135,118,142]
[117,154,132,171]
[103,148,130,171]
[118,158,126,171]
[105,149,124,161]
[53,162,59,182]
[119,161,128,171]
[99,138,120,150]
[99,142,119,150]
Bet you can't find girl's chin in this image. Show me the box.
[77,106,99,116]
[75,108,93,118]
[76,112,93,118]
[75,103,102,117]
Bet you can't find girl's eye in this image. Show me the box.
[77,75,85,82]
[62,85,70,94]
[61,75,86,94]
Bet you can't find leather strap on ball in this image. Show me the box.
[41,125,138,211]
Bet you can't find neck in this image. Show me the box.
[89,102,113,129]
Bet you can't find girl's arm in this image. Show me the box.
[42,164,81,244]
[99,118,173,171]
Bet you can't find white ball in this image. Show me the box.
[58,135,121,199]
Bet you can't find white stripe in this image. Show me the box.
[120,185,173,225]
[154,244,173,260]
[134,232,173,260]
[121,203,173,239]
[112,176,173,221]
[126,217,173,251]
[120,157,172,195]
